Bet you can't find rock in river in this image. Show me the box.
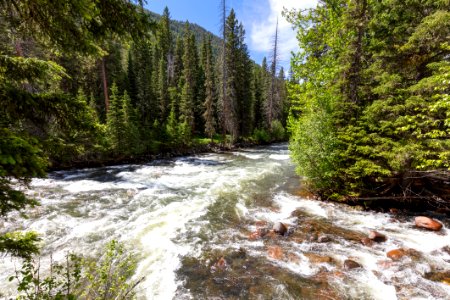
[344,259,362,270]
[368,230,387,242]
[415,216,443,231]
[273,222,287,235]
[387,248,407,261]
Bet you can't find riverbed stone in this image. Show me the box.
[415,216,443,231]
[387,248,407,261]
[368,230,387,242]
[273,222,287,235]
[304,253,333,264]
[267,246,284,260]
[344,259,362,270]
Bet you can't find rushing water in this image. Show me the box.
[1,144,449,299]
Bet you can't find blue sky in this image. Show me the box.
[146,0,317,71]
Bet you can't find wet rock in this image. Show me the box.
[389,208,400,214]
[344,259,362,270]
[442,246,450,255]
[272,222,287,235]
[415,216,443,231]
[361,237,374,247]
[304,253,333,264]
[267,246,284,260]
[387,248,407,261]
[317,235,331,243]
[368,230,387,243]
[424,270,450,286]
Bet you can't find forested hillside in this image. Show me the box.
[286,0,449,208]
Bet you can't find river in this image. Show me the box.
[1,144,449,299]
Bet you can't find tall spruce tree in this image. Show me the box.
[180,23,198,132]
[203,36,216,141]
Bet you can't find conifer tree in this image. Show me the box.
[180,23,197,132]
[203,36,216,141]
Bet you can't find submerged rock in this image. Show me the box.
[368,230,387,242]
[344,259,362,270]
[273,222,287,235]
[304,253,333,264]
[414,216,443,231]
[267,246,284,260]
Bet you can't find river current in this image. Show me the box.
[1,144,449,299]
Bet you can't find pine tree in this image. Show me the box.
[265,19,281,130]
[203,36,216,141]
[157,7,173,123]
[180,23,197,132]
[220,9,240,142]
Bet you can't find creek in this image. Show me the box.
[1,144,449,299]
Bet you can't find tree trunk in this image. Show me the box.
[101,57,110,112]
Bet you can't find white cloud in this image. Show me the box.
[246,0,317,67]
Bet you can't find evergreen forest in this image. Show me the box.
[287,0,449,208]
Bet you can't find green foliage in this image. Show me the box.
[11,240,140,300]
[270,120,286,141]
[287,0,450,200]
[0,232,40,259]
[252,128,270,144]
[80,240,140,300]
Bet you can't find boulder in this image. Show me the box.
[387,248,407,261]
[368,230,387,242]
[273,222,288,235]
[415,216,443,231]
[344,259,362,270]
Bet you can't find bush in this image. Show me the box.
[270,120,286,141]
[11,240,142,300]
[252,128,270,144]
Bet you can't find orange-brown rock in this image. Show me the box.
[249,231,261,240]
[368,230,387,242]
[344,259,362,270]
[415,216,443,231]
[215,257,227,269]
[387,248,407,261]
[267,246,284,260]
[304,253,333,264]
